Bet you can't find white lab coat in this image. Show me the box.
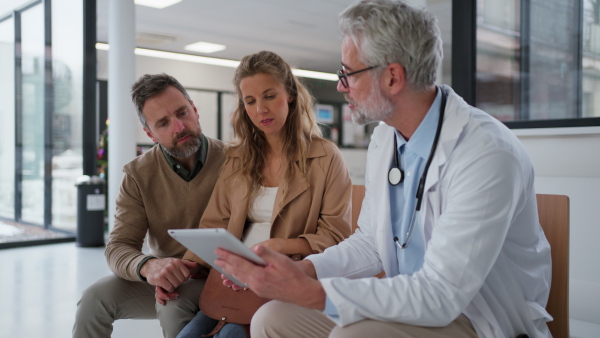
[308,85,552,337]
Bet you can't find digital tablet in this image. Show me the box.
[168,228,266,287]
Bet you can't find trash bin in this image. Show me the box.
[75,175,106,247]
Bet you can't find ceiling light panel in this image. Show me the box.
[184,41,226,54]
[134,0,182,9]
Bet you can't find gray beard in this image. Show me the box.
[350,83,394,125]
[164,133,202,159]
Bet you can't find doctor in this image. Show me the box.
[215,0,552,337]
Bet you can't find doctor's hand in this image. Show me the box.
[140,257,198,292]
[215,245,326,310]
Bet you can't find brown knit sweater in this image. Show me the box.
[105,136,225,281]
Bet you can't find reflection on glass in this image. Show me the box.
[220,93,237,143]
[476,0,588,122]
[188,90,218,140]
[0,18,15,218]
[582,0,600,118]
[20,5,45,224]
[476,0,521,121]
[528,1,579,120]
[51,0,84,231]
[0,1,32,16]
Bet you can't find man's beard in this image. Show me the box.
[348,82,394,125]
[164,129,202,159]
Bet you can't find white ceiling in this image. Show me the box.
[96,0,451,74]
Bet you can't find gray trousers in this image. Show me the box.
[73,274,204,338]
[251,300,478,338]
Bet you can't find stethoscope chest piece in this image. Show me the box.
[388,167,403,186]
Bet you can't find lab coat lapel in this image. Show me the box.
[423,86,469,195]
[420,86,469,241]
[370,124,400,277]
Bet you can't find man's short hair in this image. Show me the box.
[130,73,192,129]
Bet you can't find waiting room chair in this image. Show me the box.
[536,194,570,338]
[350,186,570,337]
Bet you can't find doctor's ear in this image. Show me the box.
[382,63,406,95]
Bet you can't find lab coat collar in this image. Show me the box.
[422,85,470,194]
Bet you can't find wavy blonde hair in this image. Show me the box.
[228,50,322,209]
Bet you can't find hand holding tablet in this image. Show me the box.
[168,228,266,287]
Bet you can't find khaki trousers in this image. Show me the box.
[72,274,204,338]
[251,300,478,338]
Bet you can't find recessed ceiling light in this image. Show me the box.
[134,0,182,9]
[184,41,227,54]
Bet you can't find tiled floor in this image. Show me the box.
[0,242,162,338]
[1,242,599,338]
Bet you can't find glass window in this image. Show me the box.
[50,0,83,231]
[220,92,237,143]
[0,1,31,17]
[583,0,600,118]
[475,0,599,124]
[475,0,522,121]
[528,1,579,120]
[20,4,45,224]
[188,90,219,140]
[0,18,15,218]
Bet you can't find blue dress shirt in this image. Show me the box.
[389,88,442,275]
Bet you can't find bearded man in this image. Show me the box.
[73,73,225,338]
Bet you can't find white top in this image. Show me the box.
[242,186,278,248]
[308,85,551,337]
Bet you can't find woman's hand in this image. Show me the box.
[253,238,286,253]
[155,285,179,306]
[253,238,313,257]
[220,273,247,291]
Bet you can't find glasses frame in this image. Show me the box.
[337,65,378,88]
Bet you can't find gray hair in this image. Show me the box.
[339,0,442,91]
[130,73,192,129]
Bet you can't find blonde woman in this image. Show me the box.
[174,51,352,338]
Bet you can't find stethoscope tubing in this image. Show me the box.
[389,86,448,248]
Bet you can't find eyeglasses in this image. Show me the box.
[336,65,378,88]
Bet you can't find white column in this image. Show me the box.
[107,0,136,231]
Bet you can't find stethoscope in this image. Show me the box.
[389,86,448,249]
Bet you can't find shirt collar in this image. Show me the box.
[395,86,442,159]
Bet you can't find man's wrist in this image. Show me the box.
[304,279,327,310]
[136,256,156,282]
[298,259,317,279]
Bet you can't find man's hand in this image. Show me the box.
[215,245,326,310]
[140,258,198,292]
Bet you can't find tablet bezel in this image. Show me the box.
[168,228,266,287]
